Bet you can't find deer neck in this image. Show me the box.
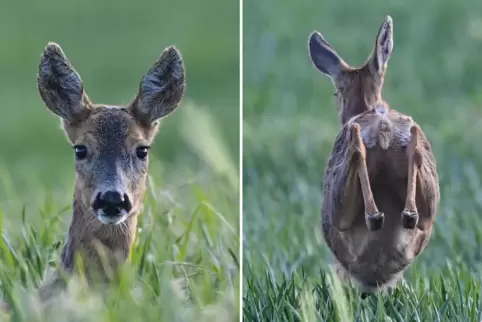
[340,93,383,124]
[60,188,138,276]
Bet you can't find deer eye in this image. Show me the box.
[73,145,87,160]
[136,146,150,160]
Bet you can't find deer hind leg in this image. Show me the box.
[333,165,360,230]
[333,260,351,284]
[401,125,423,229]
[348,123,384,231]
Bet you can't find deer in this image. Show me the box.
[308,16,440,298]
[2,42,185,308]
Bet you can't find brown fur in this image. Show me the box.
[308,16,440,295]
[29,42,185,302]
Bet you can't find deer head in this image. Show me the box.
[37,42,185,226]
[308,16,394,124]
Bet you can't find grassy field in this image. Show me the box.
[243,0,482,320]
[0,0,239,321]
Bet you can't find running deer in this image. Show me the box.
[32,42,185,299]
[308,16,440,297]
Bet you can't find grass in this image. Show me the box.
[0,0,239,321]
[243,0,482,320]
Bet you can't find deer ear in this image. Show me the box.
[131,46,185,126]
[369,16,394,74]
[308,31,347,77]
[37,42,91,124]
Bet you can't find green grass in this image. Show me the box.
[243,0,482,320]
[0,0,239,321]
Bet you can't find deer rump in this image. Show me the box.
[321,108,440,289]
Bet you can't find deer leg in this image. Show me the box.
[333,165,361,230]
[333,260,351,284]
[361,292,372,299]
[325,130,363,231]
[348,123,384,231]
[401,125,423,229]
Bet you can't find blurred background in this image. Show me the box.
[0,0,239,320]
[243,0,482,319]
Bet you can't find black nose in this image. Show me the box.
[101,191,124,205]
[93,191,132,216]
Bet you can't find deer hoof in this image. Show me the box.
[401,210,418,229]
[365,212,384,231]
[361,291,371,299]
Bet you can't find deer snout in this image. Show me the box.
[92,190,133,219]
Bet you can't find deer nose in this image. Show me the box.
[93,190,132,216]
[101,191,124,205]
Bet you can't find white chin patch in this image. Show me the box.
[96,210,128,225]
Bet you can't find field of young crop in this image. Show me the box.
[0,1,239,321]
[243,0,482,320]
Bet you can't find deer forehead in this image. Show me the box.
[74,107,147,149]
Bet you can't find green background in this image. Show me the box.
[243,0,482,320]
[0,0,239,321]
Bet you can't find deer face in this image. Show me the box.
[37,43,185,225]
[308,16,394,124]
